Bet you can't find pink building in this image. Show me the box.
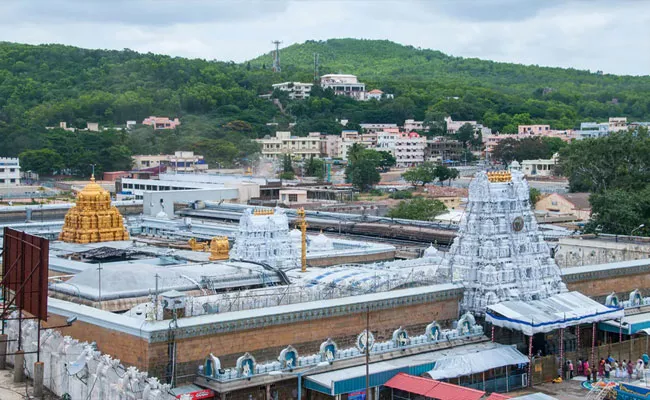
[142,116,181,130]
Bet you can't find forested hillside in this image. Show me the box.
[2,39,650,176]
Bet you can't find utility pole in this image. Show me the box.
[365,305,370,399]
[154,273,160,321]
[97,263,103,308]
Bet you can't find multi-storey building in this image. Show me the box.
[360,123,398,133]
[271,82,313,100]
[338,131,377,160]
[142,116,181,130]
[132,152,208,173]
[425,138,464,162]
[518,125,551,134]
[395,132,426,167]
[257,132,322,159]
[320,74,366,100]
[320,134,342,158]
[404,119,428,132]
[608,117,628,132]
[444,116,477,134]
[0,158,20,186]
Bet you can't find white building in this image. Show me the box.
[609,117,628,132]
[394,132,426,167]
[256,131,322,159]
[320,74,366,100]
[271,82,313,100]
[0,158,20,186]
[132,151,208,173]
[360,123,398,133]
[521,153,559,177]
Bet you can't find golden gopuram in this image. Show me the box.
[59,175,130,244]
[487,171,512,183]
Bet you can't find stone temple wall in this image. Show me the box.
[5,313,174,400]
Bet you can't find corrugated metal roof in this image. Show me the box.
[384,373,486,400]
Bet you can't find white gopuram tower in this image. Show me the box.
[439,170,566,315]
[229,208,300,270]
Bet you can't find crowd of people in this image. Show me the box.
[570,355,649,382]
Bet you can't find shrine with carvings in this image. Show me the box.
[59,176,130,244]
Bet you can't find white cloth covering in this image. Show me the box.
[425,344,528,379]
[485,291,624,336]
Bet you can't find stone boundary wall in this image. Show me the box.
[5,313,174,400]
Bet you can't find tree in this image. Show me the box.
[387,198,447,221]
[19,148,63,175]
[456,123,475,148]
[282,154,293,173]
[434,165,459,186]
[402,162,437,186]
[529,188,542,207]
[304,157,325,181]
[492,136,556,166]
[347,158,380,191]
[377,151,396,171]
[586,188,650,236]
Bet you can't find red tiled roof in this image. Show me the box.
[384,373,485,400]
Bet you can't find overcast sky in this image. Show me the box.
[1,0,648,76]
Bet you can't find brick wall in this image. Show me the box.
[158,296,460,381]
[566,271,650,299]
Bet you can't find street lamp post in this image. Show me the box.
[269,361,331,400]
[631,224,645,239]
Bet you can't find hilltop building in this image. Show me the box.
[142,116,181,130]
[521,152,559,177]
[320,74,366,100]
[257,131,322,159]
[271,82,313,100]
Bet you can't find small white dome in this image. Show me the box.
[156,210,169,219]
[289,229,302,239]
[423,244,439,258]
[309,233,333,251]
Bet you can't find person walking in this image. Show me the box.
[628,360,634,380]
[586,366,592,383]
[577,358,583,376]
[568,360,574,379]
[584,360,590,377]
[604,361,611,379]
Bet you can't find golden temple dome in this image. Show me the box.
[59,175,130,244]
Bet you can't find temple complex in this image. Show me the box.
[439,170,566,315]
[58,175,129,244]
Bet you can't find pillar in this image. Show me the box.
[491,325,495,342]
[528,335,533,387]
[13,350,25,383]
[591,322,596,368]
[34,361,44,398]
[0,334,7,369]
[560,328,564,378]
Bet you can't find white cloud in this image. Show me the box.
[0,0,648,75]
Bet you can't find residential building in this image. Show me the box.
[366,89,383,100]
[521,153,559,177]
[404,119,428,132]
[609,117,628,132]
[425,138,464,162]
[395,132,426,167]
[376,131,399,153]
[320,74,366,100]
[535,192,591,221]
[444,116,477,134]
[518,124,551,134]
[257,131,322,159]
[271,82,313,100]
[320,134,342,158]
[126,120,137,130]
[142,116,181,130]
[279,189,308,205]
[132,151,208,173]
[0,158,20,186]
[86,122,100,132]
[360,123,398,133]
[338,131,378,160]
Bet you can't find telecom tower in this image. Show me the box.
[313,53,320,82]
[271,40,282,72]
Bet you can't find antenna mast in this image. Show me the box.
[271,40,282,72]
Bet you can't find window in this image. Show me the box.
[10,179,15,183]
[9,168,15,172]
[288,194,298,202]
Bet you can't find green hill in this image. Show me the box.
[2,39,650,176]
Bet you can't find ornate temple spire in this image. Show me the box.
[58,176,130,244]
[438,170,566,316]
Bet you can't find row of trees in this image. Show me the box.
[402,163,460,186]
